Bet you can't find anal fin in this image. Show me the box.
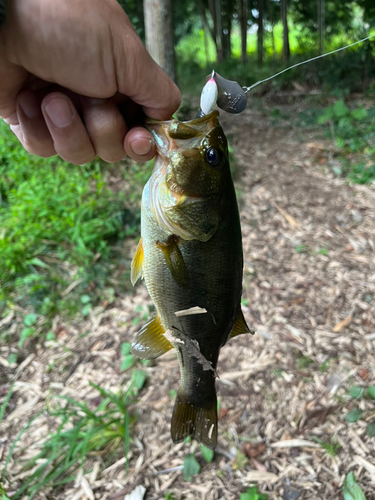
[229,308,254,340]
[131,238,144,286]
[171,389,217,449]
[131,315,173,359]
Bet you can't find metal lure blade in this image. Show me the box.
[206,72,247,114]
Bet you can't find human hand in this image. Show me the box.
[0,0,181,164]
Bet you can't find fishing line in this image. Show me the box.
[243,34,375,93]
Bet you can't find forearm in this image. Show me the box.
[0,0,6,28]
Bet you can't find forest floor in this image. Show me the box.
[1,94,375,500]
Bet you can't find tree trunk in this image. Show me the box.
[238,0,247,62]
[143,0,176,82]
[257,0,264,66]
[266,0,276,59]
[318,0,325,55]
[281,0,290,62]
[198,0,210,67]
[207,0,222,62]
[222,0,234,60]
[215,0,224,62]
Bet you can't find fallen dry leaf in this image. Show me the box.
[333,312,353,332]
[273,202,301,230]
[242,441,266,458]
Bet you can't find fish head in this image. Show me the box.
[145,111,232,242]
[146,111,229,199]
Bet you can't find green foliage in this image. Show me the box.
[344,384,375,433]
[313,436,341,456]
[367,422,375,437]
[0,386,14,426]
[240,486,268,500]
[1,376,147,498]
[200,444,214,463]
[316,102,375,183]
[342,471,366,500]
[345,408,363,423]
[297,355,313,370]
[0,120,148,337]
[183,454,201,481]
[164,494,177,500]
[121,342,136,371]
[349,386,364,399]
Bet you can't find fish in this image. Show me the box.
[130,110,252,449]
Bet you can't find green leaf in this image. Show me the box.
[46,331,56,341]
[366,422,375,437]
[8,353,17,365]
[351,108,368,120]
[81,304,91,317]
[18,327,36,348]
[333,100,349,118]
[26,257,51,269]
[121,342,131,355]
[345,408,363,423]
[349,386,364,399]
[121,355,135,371]
[200,444,214,463]
[24,313,37,326]
[342,471,366,500]
[183,454,200,481]
[80,294,91,304]
[131,370,147,391]
[367,386,375,400]
[240,486,268,500]
[317,108,333,124]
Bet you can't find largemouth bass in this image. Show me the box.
[130,111,251,449]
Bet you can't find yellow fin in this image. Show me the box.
[171,389,217,449]
[156,235,188,287]
[229,308,254,339]
[131,238,144,286]
[131,315,173,359]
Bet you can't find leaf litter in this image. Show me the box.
[1,95,375,499]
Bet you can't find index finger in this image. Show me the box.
[113,24,181,121]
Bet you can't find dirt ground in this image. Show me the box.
[1,96,375,500]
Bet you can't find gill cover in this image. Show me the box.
[146,112,228,242]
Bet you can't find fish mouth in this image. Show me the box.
[146,111,219,155]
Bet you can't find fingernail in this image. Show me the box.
[131,137,153,156]
[3,112,19,125]
[44,98,74,128]
[18,93,39,119]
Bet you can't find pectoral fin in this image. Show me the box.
[156,235,189,287]
[131,238,144,286]
[228,308,254,339]
[131,315,173,359]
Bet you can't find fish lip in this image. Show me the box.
[145,111,219,156]
[145,110,219,128]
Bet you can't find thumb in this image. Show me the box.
[114,29,181,121]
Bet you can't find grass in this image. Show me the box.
[0,119,154,344]
[313,436,342,457]
[1,372,147,499]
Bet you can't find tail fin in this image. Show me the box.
[171,389,217,449]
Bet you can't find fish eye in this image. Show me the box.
[205,148,221,167]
